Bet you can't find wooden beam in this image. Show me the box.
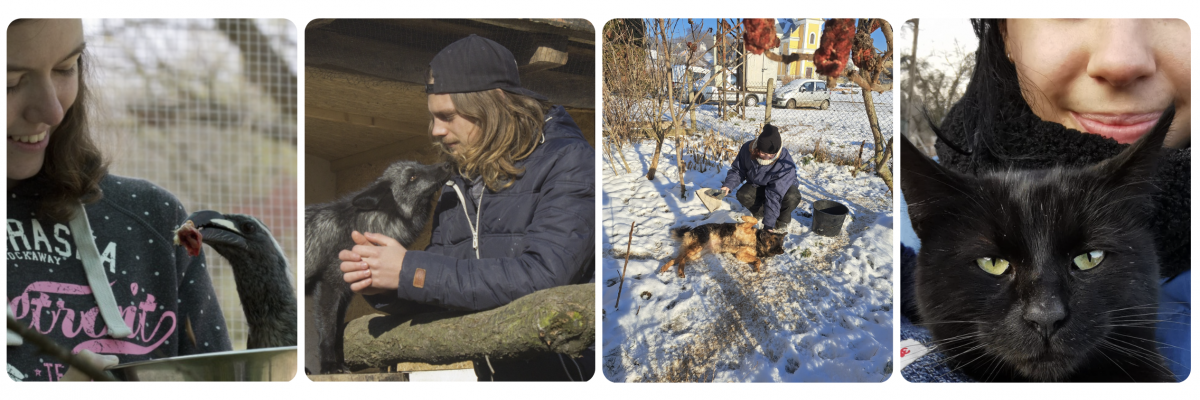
[307,25,593,109]
[472,19,595,45]
[519,34,569,73]
[305,66,430,128]
[307,106,406,131]
[306,29,433,84]
[306,19,336,30]
[329,135,437,172]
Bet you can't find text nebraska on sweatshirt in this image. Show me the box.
[7,218,118,272]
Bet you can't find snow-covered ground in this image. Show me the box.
[601,102,894,382]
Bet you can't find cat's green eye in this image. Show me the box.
[1073,250,1105,270]
[976,257,1010,275]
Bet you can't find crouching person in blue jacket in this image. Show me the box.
[720,124,802,234]
[337,35,595,380]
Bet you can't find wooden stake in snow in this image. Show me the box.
[853,141,866,177]
[615,222,636,310]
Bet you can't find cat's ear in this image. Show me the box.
[1092,105,1173,193]
[901,135,971,234]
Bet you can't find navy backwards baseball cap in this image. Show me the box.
[426,34,549,101]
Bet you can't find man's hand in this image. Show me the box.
[339,231,408,295]
[720,187,731,197]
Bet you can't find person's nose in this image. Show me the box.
[430,119,449,138]
[23,76,68,129]
[1087,20,1156,88]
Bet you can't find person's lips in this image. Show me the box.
[1071,112,1162,144]
[8,131,51,151]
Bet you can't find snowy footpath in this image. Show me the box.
[601,106,894,382]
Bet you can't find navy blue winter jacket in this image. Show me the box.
[721,140,799,228]
[381,105,594,311]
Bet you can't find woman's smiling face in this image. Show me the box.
[7,19,84,184]
[1005,19,1190,147]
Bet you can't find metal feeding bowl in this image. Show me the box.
[108,346,296,381]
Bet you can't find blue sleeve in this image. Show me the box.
[1157,270,1190,382]
[722,143,748,190]
[761,164,796,228]
[391,144,595,311]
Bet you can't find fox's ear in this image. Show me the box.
[741,215,757,224]
[351,181,392,211]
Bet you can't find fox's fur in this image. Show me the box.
[304,161,450,373]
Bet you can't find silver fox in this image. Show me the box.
[304,161,451,373]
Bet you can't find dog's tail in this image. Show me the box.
[670,226,693,241]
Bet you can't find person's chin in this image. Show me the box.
[7,156,46,183]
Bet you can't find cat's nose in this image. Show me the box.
[1024,297,1067,338]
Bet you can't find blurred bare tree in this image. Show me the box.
[901,19,974,156]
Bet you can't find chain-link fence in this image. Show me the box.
[85,18,298,350]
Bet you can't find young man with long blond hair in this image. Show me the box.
[337,35,594,380]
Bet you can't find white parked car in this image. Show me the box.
[692,85,764,107]
[773,79,831,110]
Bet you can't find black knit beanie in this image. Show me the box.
[757,124,781,153]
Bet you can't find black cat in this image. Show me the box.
[900,106,1177,382]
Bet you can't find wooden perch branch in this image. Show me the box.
[343,284,595,370]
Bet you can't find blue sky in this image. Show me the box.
[667,18,889,52]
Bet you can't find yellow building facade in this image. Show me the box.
[778,18,824,79]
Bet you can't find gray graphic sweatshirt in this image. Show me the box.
[7,175,231,381]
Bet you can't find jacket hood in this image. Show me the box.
[543,105,585,143]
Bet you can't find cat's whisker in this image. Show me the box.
[982,352,1008,382]
[913,320,988,326]
[928,337,990,357]
[1107,332,1189,352]
[1102,336,1186,372]
[934,345,996,381]
[1097,323,1157,329]
[1101,319,1190,327]
[920,342,981,371]
[1095,342,1161,377]
[1103,301,1187,310]
[920,331,987,349]
[1097,344,1180,381]
[1106,310,1179,318]
[1102,302,1190,314]
[1107,318,1190,326]
[1092,341,1137,382]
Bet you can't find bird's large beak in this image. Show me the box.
[183,210,247,249]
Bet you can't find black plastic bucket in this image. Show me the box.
[811,200,849,237]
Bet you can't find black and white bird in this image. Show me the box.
[180,210,298,349]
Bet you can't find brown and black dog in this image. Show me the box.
[660,215,786,278]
